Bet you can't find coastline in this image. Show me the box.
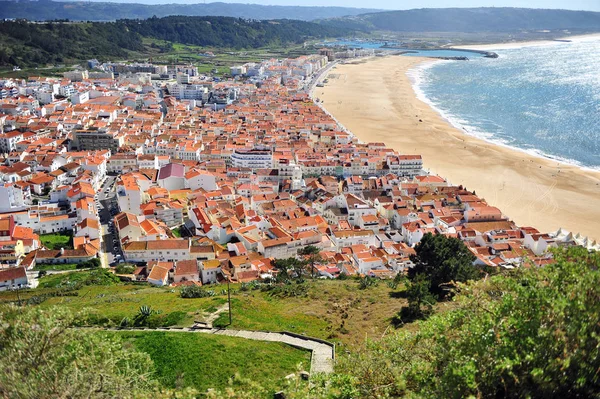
[317,55,600,240]
[453,32,600,50]
[406,60,600,174]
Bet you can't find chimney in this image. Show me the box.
[60,247,65,255]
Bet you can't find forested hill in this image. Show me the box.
[0,17,350,67]
[0,0,381,22]
[322,7,600,33]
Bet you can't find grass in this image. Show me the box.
[8,272,228,326]
[115,331,310,395]
[214,279,407,349]
[0,274,409,349]
[33,263,79,272]
[40,231,74,250]
[171,227,182,238]
[37,269,120,289]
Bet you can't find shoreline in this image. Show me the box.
[453,32,600,50]
[317,55,600,241]
[406,59,600,174]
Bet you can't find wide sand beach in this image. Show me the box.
[317,55,600,240]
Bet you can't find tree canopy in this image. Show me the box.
[408,233,479,299]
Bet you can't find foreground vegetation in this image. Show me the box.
[1,246,598,396]
[0,306,310,398]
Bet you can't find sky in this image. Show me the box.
[204,0,600,11]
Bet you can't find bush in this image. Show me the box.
[358,276,378,290]
[261,282,308,298]
[0,305,154,398]
[336,247,600,398]
[77,258,101,269]
[39,269,120,289]
[115,264,136,274]
[180,285,215,298]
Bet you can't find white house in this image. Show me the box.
[0,267,28,291]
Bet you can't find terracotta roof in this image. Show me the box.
[0,267,26,281]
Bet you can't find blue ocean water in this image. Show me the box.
[410,39,600,169]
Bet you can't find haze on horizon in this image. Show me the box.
[75,0,600,12]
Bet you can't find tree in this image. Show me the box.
[0,305,154,398]
[397,273,436,322]
[273,257,305,282]
[408,233,479,299]
[298,245,322,279]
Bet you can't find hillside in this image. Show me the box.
[322,7,600,33]
[0,17,350,67]
[0,0,381,22]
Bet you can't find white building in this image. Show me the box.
[231,149,273,170]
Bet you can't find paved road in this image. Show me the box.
[96,175,122,267]
[304,60,339,96]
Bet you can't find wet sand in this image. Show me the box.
[317,56,600,240]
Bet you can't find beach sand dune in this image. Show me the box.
[318,56,600,240]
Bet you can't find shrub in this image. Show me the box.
[358,276,378,290]
[180,285,215,298]
[115,264,136,274]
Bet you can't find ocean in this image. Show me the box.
[409,38,600,170]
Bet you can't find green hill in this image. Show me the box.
[0,16,351,67]
[0,0,381,22]
[322,7,600,33]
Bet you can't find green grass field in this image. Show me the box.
[40,231,74,250]
[0,271,409,348]
[213,280,406,348]
[115,331,310,395]
[33,263,79,272]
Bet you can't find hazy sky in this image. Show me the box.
[208,0,600,11]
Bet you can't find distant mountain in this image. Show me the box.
[0,16,351,66]
[0,0,382,22]
[321,7,600,33]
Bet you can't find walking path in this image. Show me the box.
[104,326,334,374]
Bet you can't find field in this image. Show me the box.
[0,271,411,348]
[213,280,407,349]
[114,331,311,394]
[0,271,433,392]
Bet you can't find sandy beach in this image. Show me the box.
[317,55,600,240]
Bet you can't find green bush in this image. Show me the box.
[77,258,101,269]
[39,269,120,289]
[180,285,215,298]
[335,247,600,398]
[115,264,136,274]
[0,305,154,398]
[358,276,378,290]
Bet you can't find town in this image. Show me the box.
[0,51,596,291]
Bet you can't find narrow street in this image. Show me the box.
[95,175,122,267]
